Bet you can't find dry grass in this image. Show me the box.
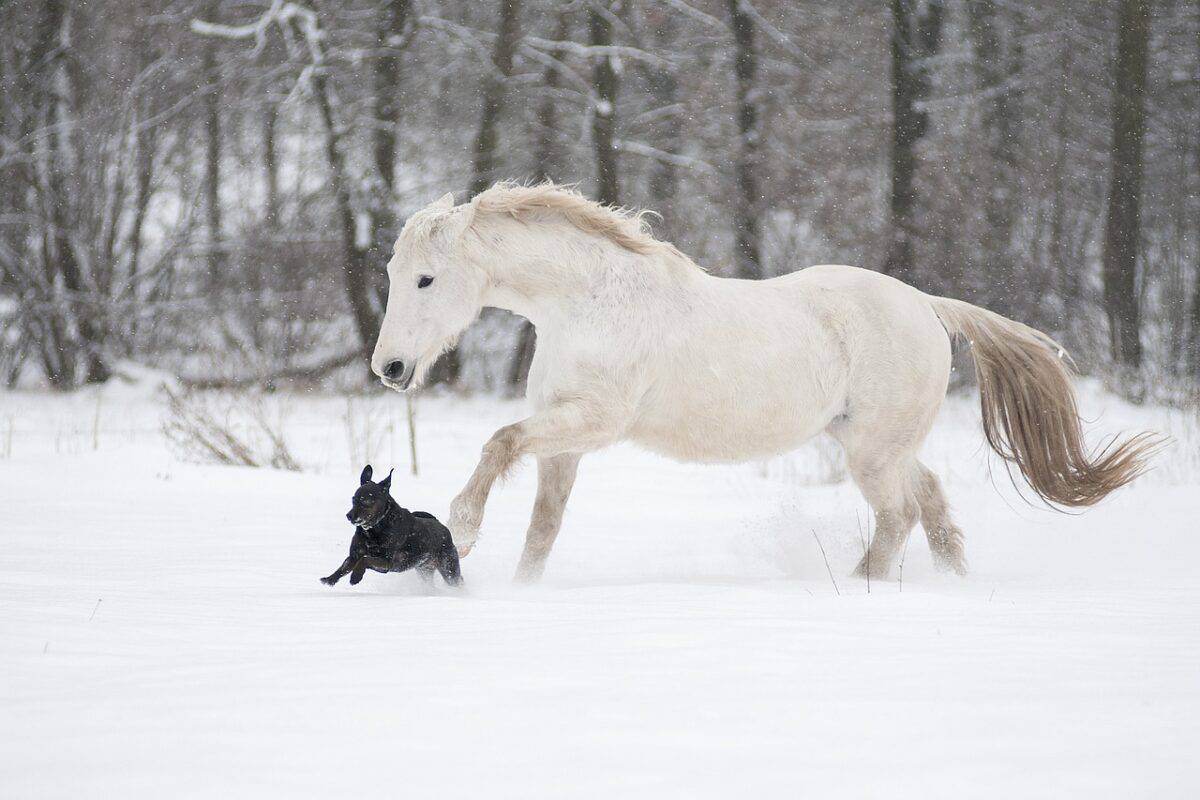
[162,387,300,471]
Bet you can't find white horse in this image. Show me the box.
[371,183,1156,582]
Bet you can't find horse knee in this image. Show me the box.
[482,423,524,472]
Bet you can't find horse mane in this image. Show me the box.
[470,182,693,263]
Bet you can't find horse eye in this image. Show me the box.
[417,275,434,289]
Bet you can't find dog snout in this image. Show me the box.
[346,511,355,523]
[382,360,406,382]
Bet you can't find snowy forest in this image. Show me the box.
[1,0,1197,397]
[7,4,1200,795]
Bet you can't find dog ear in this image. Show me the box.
[360,465,373,485]
[378,469,393,491]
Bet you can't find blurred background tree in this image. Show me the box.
[1,0,1197,401]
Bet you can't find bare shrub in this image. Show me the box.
[162,388,300,471]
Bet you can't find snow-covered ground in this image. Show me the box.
[2,378,1198,798]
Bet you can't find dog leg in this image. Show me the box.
[347,556,392,585]
[436,550,463,588]
[321,557,356,586]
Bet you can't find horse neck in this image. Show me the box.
[477,223,695,330]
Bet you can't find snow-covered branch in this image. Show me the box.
[190,0,325,65]
[615,139,716,173]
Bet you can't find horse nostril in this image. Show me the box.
[383,359,406,381]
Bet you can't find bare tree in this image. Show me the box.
[642,6,682,241]
[727,0,762,279]
[532,7,573,184]
[966,0,1022,316]
[201,0,224,292]
[470,0,523,196]
[30,0,109,384]
[429,0,524,389]
[192,3,378,356]
[369,0,414,259]
[509,6,574,394]
[883,0,944,287]
[589,0,621,206]
[1,0,1196,396]
[262,98,281,229]
[1190,0,1200,378]
[1101,0,1151,373]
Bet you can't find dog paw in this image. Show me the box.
[320,576,336,586]
[349,574,363,586]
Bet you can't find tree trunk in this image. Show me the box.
[201,0,223,292]
[967,0,1021,315]
[43,0,108,385]
[430,0,522,389]
[1187,11,1200,380]
[883,0,944,288]
[643,7,680,241]
[532,8,571,184]
[1051,42,1077,314]
[470,0,522,197]
[263,100,280,230]
[727,0,762,279]
[1189,249,1200,377]
[20,1,70,387]
[373,0,411,198]
[369,0,412,278]
[1101,0,1150,371]
[126,107,158,348]
[510,7,572,395]
[312,63,375,355]
[589,2,621,206]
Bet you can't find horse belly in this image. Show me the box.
[629,383,838,463]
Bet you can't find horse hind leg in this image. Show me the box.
[913,462,967,575]
[847,458,922,580]
[828,413,918,580]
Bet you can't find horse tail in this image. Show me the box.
[928,295,1160,508]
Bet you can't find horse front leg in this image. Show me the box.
[446,422,524,557]
[514,453,581,583]
[447,401,620,559]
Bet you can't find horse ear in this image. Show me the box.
[360,465,373,485]
[379,469,393,491]
[440,203,477,241]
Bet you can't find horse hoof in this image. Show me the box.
[852,558,892,581]
[513,554,548,584]
[447,497,482,552]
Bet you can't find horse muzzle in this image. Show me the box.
[377,358,415,392]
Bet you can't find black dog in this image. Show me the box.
[320,465,462,588]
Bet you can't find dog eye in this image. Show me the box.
[417,275,433,289]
